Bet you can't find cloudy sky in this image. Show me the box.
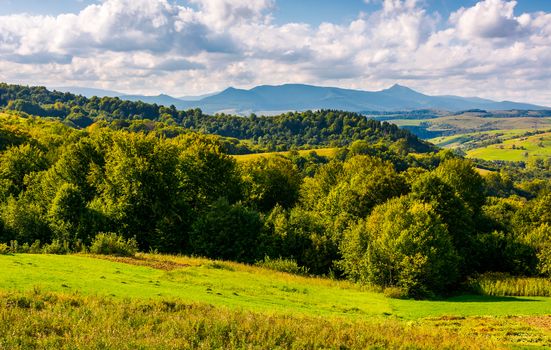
[0,0,550,104]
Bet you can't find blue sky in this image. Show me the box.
[2,1,550,24]
[0,0,550,104]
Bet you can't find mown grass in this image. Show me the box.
[2,254,551,348]
[0,290,503,350]
[0,253,391,318]
[232,147,338,162]
[2,254,551,321]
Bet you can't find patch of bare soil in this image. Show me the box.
[88,254,191,270]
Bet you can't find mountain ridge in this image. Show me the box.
[54,83,550,114]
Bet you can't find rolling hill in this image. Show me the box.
[53,83,550,115]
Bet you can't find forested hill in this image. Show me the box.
[0,83,433,153]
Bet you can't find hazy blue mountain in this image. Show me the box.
[179,83,548,114]
[178,92,219,101]
[119,94,190,109]
[51,86,122,98]
[53,84,549,114]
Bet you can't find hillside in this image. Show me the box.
[2,253,551,348]
[465,131,551,162]
[53,83,549,115]
[0,83,433,153]
[385,112,551,139]
[142,84,550,114]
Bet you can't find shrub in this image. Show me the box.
[0,243,9,254]
[89,232,138,257]
[42,240,71,255]
[256,256,310,276]
[29,240,42,254]
[383,287,408,299]
[339,196,460,298]
[189,200,263,263]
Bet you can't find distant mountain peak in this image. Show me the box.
[385,83,415,92]
[60,82,549,115]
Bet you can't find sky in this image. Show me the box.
[0,0,550,104]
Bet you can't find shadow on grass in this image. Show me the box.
[445,294,539,303]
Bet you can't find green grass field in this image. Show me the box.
[2,254,551,319]
[389,116,551,135]
[466,131,551,161]
[1,254,551,348]
[429,129,531,149]
[233,148,338,162]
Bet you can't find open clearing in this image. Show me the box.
[1,253,551,350]
[466,131,551,161]
[232,147,338,162]
[2,254,551,320]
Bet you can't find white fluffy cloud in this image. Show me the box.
[450,0,526,39]
[0,0,550,105]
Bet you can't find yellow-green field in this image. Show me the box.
[1,254,551,349]
[429,129,531,149]
[466,131,551,161]
[233,147,338,162]
[390,116,551,134]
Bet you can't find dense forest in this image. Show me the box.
[0,83,431,152]
[0,84,550,299]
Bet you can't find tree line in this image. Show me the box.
[0,113,550,298]
[0,83,432,152]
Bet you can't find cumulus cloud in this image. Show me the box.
[0,0,550,105]
[189,0,274,29]
[450,0,526,39]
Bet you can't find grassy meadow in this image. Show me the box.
[1,254,551,349]
[389,115,551,136]
[232,147,338,162]
[387,112,551,162]
[466,131,551,161]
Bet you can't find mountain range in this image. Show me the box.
[52,84,549,114]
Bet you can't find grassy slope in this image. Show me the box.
[429,129,531,149]
[2,254,551,320]
[232,148,338,162]
[391,116,551,133]
[466,131,551,161]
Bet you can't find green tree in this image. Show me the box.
[189,199,263,263]
[326,155,407,218]
[0,144,47,198]
[176,134,242,212]
[340,196,459,298]
[241,156,302,212]
[435,158,486,212]
[95,132,188,252]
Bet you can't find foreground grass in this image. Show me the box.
[0,290,504,350]
[1,254,551,348]
[2,254,551,321]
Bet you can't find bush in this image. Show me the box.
[42,240,71,255]
[256,256,309,276]
[89,233,138,257]
[0,243,9,254]
[28,240,42,254]
[383,287,408,299]
[339,196,460,298]
[189,200,263,263]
